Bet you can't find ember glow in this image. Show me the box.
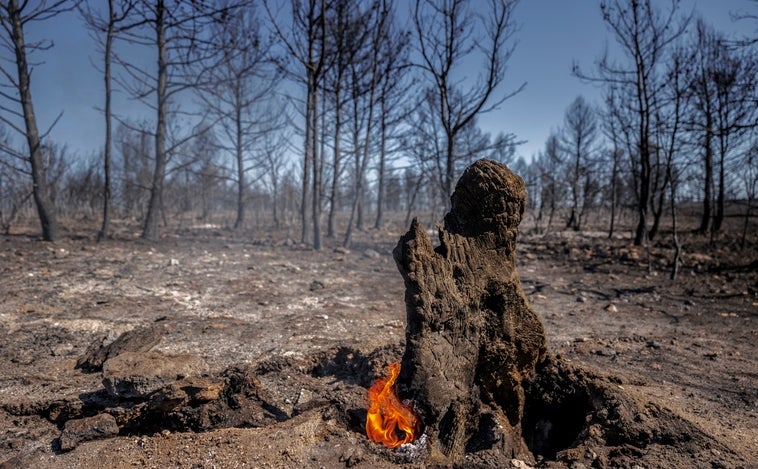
[366,362,421,448]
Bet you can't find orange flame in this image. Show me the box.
[366,362,421,448]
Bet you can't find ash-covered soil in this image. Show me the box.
[0,221,755,468]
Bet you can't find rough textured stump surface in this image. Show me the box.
[394,159,547,462]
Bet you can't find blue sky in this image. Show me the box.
[479,0,755,160]
[15,0,757,165]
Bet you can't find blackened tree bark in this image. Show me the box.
[575,0,689,246]
[200,4,279,231]
[0,0,73,242]
[413,0,524,206]
[394,159,547,463]
[559,95,598,231]
[80,0,138,241]
[324,0,352,238]
[117,0,240,241]
[603,88,623,239]
[141,0,168,241]
[709,25,756,234]
[342,0,393,248]
[373,5,410,230]
[690,19,717,235]
[266,0,330,249]
[535,133,563,235]
[98,0,116,241]
[374,95,389,230]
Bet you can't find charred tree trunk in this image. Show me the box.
[699,129,714,234]
[9,0,59,242]
[311,81,322,250]
[327,79,342,239]
[712,147,726,234]
[97,0,116,242]
[233,85,245,231]
[394,159,547,463]
[373,98,388,230]
[142,0,167,242]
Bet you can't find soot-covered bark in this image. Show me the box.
[394,159,548,463]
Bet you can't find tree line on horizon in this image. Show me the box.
[0,0,755,256]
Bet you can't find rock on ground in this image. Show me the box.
[102,351,209,398]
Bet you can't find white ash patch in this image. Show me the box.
[394,433,428,462]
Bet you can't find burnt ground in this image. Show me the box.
[0,216,755,468]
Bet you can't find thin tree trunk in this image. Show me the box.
[311,79,322,250]
[327,84,342,239]
[374,100,387,230]
[712,147,725,233]
[634,138,651,246]
[300,0,324,247]
[9,0,59,242]
[342,111,361,248]
[301,70,315,245]
[445,132,455,204]
[403,171,423,228]
[272,176,279,227]
[344,68,378,248]
[669,166,681,280]
[356,183,364,230]
[741,192,752,250]
[649,183,667,242]
[98,0,116,242]
[234,84,245,230]
[699,128,713,234]
[301,114,311,245]
[143,0,167,241]
[608,154,618,239]
[568,142,581,231]
[544,181,556,235]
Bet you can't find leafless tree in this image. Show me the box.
[79,0,138,241]
[322,0,368,238]
[116,120,152,220]
[686,18,757,236]
[413,0,524,203]
[574,0,690,246]
[201,3,280,230]
[601,87,625,239]
[0,124,32,233]
[740,141,757,249]
[173,128,224,223]
[117,0,242,241]
[372,1,411,230]
[533,133,564,235]
[404,89,447,214]
[59,153,103,219]
[708,30,756,234]
[266,0,332,249]
[0,0,78,241]
[0,166,32,233]
[260,124,293,228]
[559,95,599,231]
[687,19,719,234]
[654,46,688,276]
[342,0,396,248]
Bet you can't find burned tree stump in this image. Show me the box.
[394,159,547,462]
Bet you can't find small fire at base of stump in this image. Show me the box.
[361,159,735,467]
[365,362,421,448]
[386,159,547,463]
